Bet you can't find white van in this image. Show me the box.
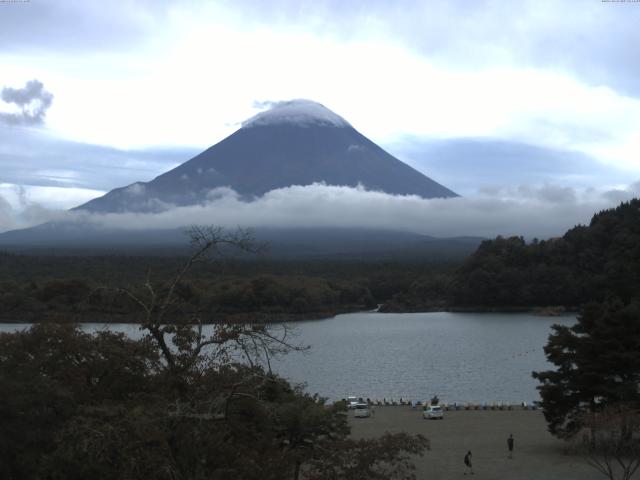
[347,396,359,409]
[354,403,371,418]
[423,405,444,420]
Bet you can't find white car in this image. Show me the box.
[347,396,359,409]
[423,405,444,420]
[354,403,371,418]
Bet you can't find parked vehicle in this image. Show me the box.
[423,405,444,420]
[354,403,371,418]
[347,396,359,409]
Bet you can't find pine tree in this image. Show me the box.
[533,297,640,438]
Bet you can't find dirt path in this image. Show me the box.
[349,407,603,480]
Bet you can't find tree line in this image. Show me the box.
[525,201,640,480]
[0,274,375,323]
[3,199,639,315]
[0,251,458,321]
[455,199,640,307]
[384,199,640,311]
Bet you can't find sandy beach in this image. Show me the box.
[349,407,603,480]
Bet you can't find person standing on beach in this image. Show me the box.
[507,434,514,459]
[464,451,474,475]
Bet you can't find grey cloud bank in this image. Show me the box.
[198,0,640,98]
[0,127,198,191]
[0,0,163,53]
[2,1,638,98]
[391,138,631,196]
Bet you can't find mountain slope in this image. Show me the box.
[76,100,457,213]
[0,224,482,260]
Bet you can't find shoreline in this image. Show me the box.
[380,304,579,316]
[0,304,579,324]
[0,305,367,325]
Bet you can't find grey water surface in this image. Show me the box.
[0,311,575,404]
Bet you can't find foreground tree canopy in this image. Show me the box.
[0,227,428,480]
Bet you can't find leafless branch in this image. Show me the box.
[571,405,640,480]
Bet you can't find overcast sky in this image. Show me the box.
[1,0,639,237]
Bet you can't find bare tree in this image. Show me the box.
[570,405,640,480]
[115,226,304,382]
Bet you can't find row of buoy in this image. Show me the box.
[341,398,539,410]
[436,402,539,411]
[504,348,538,360]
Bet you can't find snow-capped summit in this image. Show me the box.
[242,99,351,128]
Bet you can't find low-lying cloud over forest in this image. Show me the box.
[2,181,639,240]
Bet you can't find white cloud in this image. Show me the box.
[0,184,103,210]
[347,144,365,153]
[125,183,146,195]
[0,198,64,233]
[0,184,102,232]
[243,100,350,128]
[0,196,14,232]
[38,181,639,240]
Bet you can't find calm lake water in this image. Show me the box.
[0,312,576,404]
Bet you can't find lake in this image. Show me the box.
[0,311,576,404]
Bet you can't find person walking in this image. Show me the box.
[507,434,514,459]
[464,450,474,475]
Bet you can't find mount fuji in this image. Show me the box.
[0,101,471,255]
[76,100,457,213]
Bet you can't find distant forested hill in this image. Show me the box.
[450,199,640,308]
[0,253,460,322]
[3,200,638,318]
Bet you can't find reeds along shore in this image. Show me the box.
[340,398,539,410]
